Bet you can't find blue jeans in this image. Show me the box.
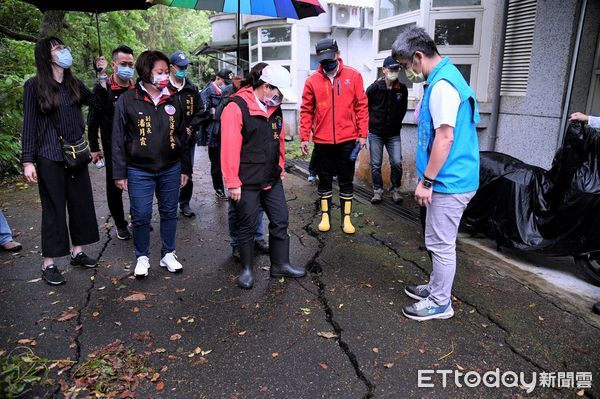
[0,210,14,246]
[228,201,266,247]
[128,162,181,258]
[368,133,403,191]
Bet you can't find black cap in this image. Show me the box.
[383,56,400,69]
[169,51,190,68]
[216,69,234,84]
[315,37,339,61]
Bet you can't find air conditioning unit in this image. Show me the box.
[331,4,361,29]
[361,8,374,30]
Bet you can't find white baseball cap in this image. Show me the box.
[261,65,296,103]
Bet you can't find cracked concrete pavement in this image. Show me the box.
[0,147,598,398]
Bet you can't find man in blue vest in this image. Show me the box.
[392,27,480,321]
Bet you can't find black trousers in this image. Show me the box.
[179,144,195,209]
[232,179,288,245]
[314,140,356,196]
[208,145,224,192]
[102,139,127,228]
[37,157,99,258]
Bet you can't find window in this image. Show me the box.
[262,46,292,61]
[374,0,487,99]
[378,22,416,53]
[379,0,420,20]
[261,27,291,43]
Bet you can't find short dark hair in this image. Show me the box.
[112,45,134,60]
[135,50,169,83]
[391,26,439,61]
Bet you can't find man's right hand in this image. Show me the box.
[300,140,310,156]
[115,179,128,191]
[23,163,37,183]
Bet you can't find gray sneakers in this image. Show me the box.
[404,284,430,300]
[402,298,454,321]
[391,188,404,205]
[370,189,383,204]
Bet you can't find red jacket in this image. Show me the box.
[221,86,286,190]
[300,59,369,144]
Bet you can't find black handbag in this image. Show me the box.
[51,114,92,169]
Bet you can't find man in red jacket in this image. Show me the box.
[300,38,369,234]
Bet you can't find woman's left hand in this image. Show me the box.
[180,174,189,188]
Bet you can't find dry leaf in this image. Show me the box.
[300,307,311,315]
[131,307,140,313]
[27,278,42,283]
[372,347,379,353]
[271,352,279,358]
[124,293,146,301]
[156,381,165,391]
[418,348,425,354]
[338,304,344,310]
[92,311,100,317]
[238,330,247,336]
[120,391,135,399]
[384,363,394,368]
[150,372,160,382]
[456,364,465,371]
[17,338,33,345]
[317,331,337,339]
[175,288,185,293]
[153,348,166,353]
[319,362,328,369]
[57,310,78,322]
[193,347,202,355]
[169,334,182,341]
[260,386,268,393]
[538,315,544,321]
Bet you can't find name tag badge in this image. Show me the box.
[165,104,176,116]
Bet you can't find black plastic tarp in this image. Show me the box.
[462,122,600,256]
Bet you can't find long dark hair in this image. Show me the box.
[241,62,268,88]
[34,36,81,113]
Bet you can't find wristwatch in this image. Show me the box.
[422,175,434,189]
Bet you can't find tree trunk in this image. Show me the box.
[40,10,66,38]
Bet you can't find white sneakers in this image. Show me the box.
[159,252,183,273]
[134,256,150,277]
[134,252,183,278]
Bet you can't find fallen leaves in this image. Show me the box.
[131,307,140,313]
[92,311,100,317]
[132,331,152,341]
[271,352,279,359]
[238,330,247,337]
[317,331,337,340]
[57,310,78,322]
[319,362,329,369]
[156,381,165,391]
[384,363,394,368]
[124,293,146,301]
[437,340,455,361]
[372,347,379,353]
[169,334,182,341]
[300,307,311,315]
[17,338,37,346]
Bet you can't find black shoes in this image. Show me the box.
[269,237,306,278]
[232,246,241,262]
[42,265,66,285]
[180,206,196,218]
[237,242,254,289]
[215,189,228,200]
[116,226,132,240]
[70,252,98,268]
[254,240,269,254]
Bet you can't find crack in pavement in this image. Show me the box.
[302,218,376,399]
[369,232,549,373]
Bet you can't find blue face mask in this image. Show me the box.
[320,59,338,73]
[54,48,73,69]
[116,66,134,80]
[175,69,187,80]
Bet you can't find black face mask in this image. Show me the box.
[320,59,338,73]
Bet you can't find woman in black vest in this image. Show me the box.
[221,65,305,289]
[22,37,108,285]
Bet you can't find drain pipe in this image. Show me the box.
[489,0,510,152]
[558,0,588,147]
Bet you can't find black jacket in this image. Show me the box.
[168,78,207,139]
[88,77,133,153]
[111,84,191,180]
[365,78,408,137]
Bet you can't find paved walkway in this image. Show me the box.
[0,147,598,398]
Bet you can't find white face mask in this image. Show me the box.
[385,71,399,81]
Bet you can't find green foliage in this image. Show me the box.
[285,140,313,160]
[0,71,28,176]
[0,347,52,398]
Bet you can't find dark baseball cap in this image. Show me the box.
[383,56,400,69]
[315,38,339,61]
[217,69,234,84]
[169,51,190,68]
